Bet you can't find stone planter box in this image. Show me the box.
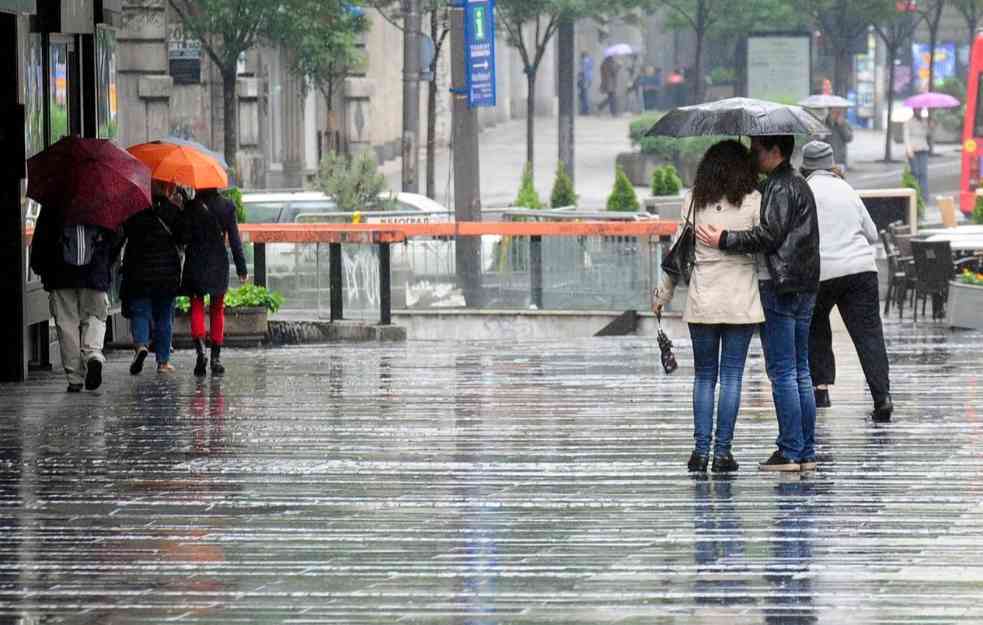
[643,195,686,219]
[616,150,700,189]
[616,151,672,189]
[174,306,269,347]
[947,281,983,330]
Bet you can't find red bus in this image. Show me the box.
[961,32,983,214]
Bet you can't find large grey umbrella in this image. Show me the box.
[799,94,853,109]
[646,97,830,137]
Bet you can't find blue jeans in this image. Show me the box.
[909,150,929,203]
[759,282,817,462]
[689,323,756,457]
[129,296,176,365]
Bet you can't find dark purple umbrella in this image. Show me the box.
[27,135,152,230]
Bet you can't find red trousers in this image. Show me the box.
[189,295,225,346]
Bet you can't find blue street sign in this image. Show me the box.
[464,0,496,108]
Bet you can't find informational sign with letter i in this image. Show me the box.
[464,0,496,108]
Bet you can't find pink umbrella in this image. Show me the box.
[904,92,960,109]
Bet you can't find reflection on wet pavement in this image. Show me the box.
[1,321,982,623]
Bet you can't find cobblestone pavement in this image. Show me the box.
[2,320,983,623]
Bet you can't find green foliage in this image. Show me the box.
[901,167,926,221]
[175,284,284,314]
[607,165,641,212]
[651,165,683,196]
[961,269,983,286]
[550,162,578,208]
[514,162,542,209]
[272,0,368,104]
[936,76,967,135]
[168,0,287,69]
[317,150,388,212]
[708,66,736,84]
[629,113,665,144]
[222,186,246,223]
[973,193,983,225]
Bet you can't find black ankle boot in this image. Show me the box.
[194,340,207,377]
[687,451,709,473]
[814,388,831,408]
[871,394,893,423]
[210,345,225,375]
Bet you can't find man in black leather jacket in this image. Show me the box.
[696,135,821,473]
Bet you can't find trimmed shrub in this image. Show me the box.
[651,164,683,196]
[550,162,578,208]
[607,165,641,212]
[514,162,542,209]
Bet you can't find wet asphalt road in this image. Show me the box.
[1,319,982,623]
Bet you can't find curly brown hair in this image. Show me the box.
[691,140,758,211]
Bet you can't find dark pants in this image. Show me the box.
[579,85,591,115]
[809,271,891,405]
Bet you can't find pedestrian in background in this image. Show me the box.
[119,181,185,375]
[638,65,662,111]
[578,51,593,116]
[182,188,248,377]
[598,55,618,116]
[904,108,932,203]
[800,141,893,422]
[826,108,854,172]
[697,135,821,473]
[29,204,120,392]
[653,140,764,474]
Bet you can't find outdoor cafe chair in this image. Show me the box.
[910,240,980,322]
[880,228,913,318]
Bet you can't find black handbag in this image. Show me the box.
[661,199,696,285]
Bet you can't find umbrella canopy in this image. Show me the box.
[157,136,229,169]
[128,142,229,190]
[646,97,830,138]
[26,135,152,230]
[904,92,960,109]
[603,43,633,58]
[799,94,853,109]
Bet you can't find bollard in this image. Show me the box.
[329,242,343,322]
[379,243,391,325]
[530,235,543,309]
[254,242,267,287]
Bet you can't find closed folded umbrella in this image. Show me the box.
[646,97,830,137]
[26,135,151,230]
[799,94,853,109]
[904,92,959,109]
[128,142,229,190]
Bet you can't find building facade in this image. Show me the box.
[2,0,124,382]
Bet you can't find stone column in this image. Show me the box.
[279,49,305,189]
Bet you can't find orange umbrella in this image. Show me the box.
[127,142,228,190]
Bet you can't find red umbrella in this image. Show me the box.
[27,135,152,230]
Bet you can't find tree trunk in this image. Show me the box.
[557,18,575,186]
[833,44,851,96]
[693,30,705,104]
[928,23,939,153]
[970,17,979,65]
[221,67,238,184]
[884,44,897,162]
[426,10,441,200]
[526,70,536,176]
[426,78,438,200]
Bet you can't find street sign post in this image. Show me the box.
[464,0,496,108]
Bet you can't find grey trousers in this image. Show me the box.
[49,289,109,385]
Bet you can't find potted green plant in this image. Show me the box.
[948,269,983,330]
[173,284,285,346]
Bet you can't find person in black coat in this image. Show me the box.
[181,188,248,376]
[119,184,185,375]
[29,202,121,392]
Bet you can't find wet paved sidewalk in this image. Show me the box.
[2,321,983,623]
